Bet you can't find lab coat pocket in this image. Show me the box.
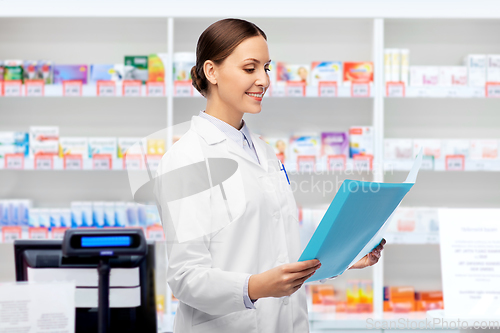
[191,309,257,333]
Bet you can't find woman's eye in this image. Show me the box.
[244,68,255,73]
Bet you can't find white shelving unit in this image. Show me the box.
[1,3,500,332]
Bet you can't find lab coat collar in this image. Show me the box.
[191,115,271,173]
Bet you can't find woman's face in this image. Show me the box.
[211,35,271,115]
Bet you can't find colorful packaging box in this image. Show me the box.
[409,66,439,86]
[277,63,310,85]
[349,127,374,158]
[311,61,342,86]
[173,52,195,81]
[92,202,105,228]
[23,61,39,81]
[321,132,349,156]
[343,62,374,85]
[29,126,59,156]
[88,137,117,158]
[147,139,165,155]
[104,202,115,227]
[0,61,4,81]
[384,138,413,160]
[289,134,320,171]
[89,64,115,83]
[439,66,467,86]
[118,137,144,158]
[487,55,500,83]
[384,49,392,84]
[0,132,29,157]
[124,56,148,83]
[53,65,88,84]
[37,61,54,84]
[148,53,168,82]
[59,137,89,158]
[4,60,24,81]
[263,137,288,165]
[464,54,486,87]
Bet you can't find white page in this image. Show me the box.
[345,148,423,270]
[439,209,500,318]
[0,282,75,333]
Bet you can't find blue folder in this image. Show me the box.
[299,151,422,282]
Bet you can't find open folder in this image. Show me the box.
[299,150,423,282]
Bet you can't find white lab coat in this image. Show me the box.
[155,115,309,333]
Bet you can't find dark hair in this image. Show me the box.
[191,18,267,97]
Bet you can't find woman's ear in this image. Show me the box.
[203,60,217,86]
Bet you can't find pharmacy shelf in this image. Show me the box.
[0,83,374,98]
[384,159,500,172]
[384,232,439,245]
[309,312,455,331]
[385,86,489,98]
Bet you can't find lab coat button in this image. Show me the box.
[283,296,289,305]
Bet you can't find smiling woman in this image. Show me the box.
[159,18,383,333]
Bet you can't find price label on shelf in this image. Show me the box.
[286,82,306,97]
[318,81,338,97]
[472,87,484,98]
[123,154,142,170]
[351,82,370,97]
[353,154,373,171]
[5,153,24,170]
[123,80,142,97]
[446,88,459,98]
[327,155,346,171]
[147,82,165,96]
[92,154,112,170]
[63,81,82,96]
[64,155,83,170]
[51,227,69,240]
[297,156,315,172]
[386,82,405,97]
[25,80,45,97]
[97,80,116,96]
[35,155,53,170]
[4,80,22,96]
[486,82,500,98]
[174,81,192,96]
[2,226,22,243]
[445,155,465,171]
[147,225,165,241]
[29,227,48,240]
[426,234,440,244]
[416,87,429,98]
[145,155,162,173]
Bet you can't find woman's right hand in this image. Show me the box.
[248,259,321,300]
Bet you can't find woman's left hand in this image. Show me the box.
[349,239,386,270]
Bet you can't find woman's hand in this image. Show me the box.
[248,259,321,300]
[349,239,386,270]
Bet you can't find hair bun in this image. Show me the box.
[191,66,205,97]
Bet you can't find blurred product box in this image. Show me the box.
[263,137,288,165]
[4,60,24,81]
[384,138,413,160]
[0,200,31,227]
[441,139,470,158]
[310,61,342,86]
[172,52,195,82]
[469,139,498,159]
[464,54,486,87]
[289,134,320,172]
[413,139,441,159]
[53,65,88,84]
[410,66,439,86]
[59,137,89,159]
[0,132,29,157]
[29,126,59,157]
[124,56,149,83]
[343,62,373,85]
[88,137,118,158]
[487,54,500,82]
[349,126,374,158]
[439,66,467,86]
[277,62,310,85]
[148,53,168,82]
[321,132,349,157]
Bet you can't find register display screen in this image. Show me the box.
[81,236,132,248]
